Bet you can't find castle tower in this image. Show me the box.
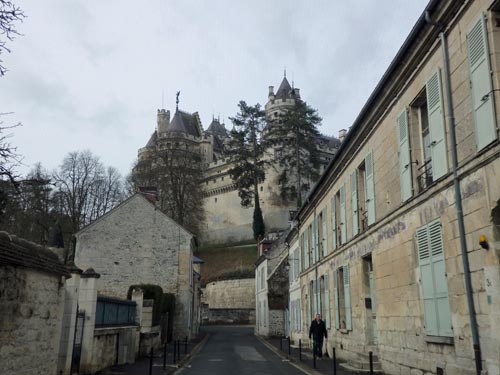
[157,109,170,134]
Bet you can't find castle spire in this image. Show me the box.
[176,91,180,112]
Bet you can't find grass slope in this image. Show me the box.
[195,243,258,286]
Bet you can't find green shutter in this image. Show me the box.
[426,70,448,180]
[339,184,347,244]
[344,264,352,330]
[416,220,452,337]
[467,15,497,151]
[398,109,412,202]
[365,152,375,225]
[304,231,310,269]
[331,197,337,250]
[333,268,340,329]
[312,219,317,264]
[351,170,359,237]
[322,207,328,257]
[428,220,453,337]
[324,273,331,328]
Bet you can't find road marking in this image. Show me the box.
[208,358,223,362]
[234,346,266,362]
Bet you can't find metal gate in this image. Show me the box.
[71,309,85,374]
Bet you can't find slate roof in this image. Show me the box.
[206,119,228,138]
[0,231,70,278]
[167,111,201,137]
[145,131,157,148]
[317,134,341,149]
[275,77,293,99]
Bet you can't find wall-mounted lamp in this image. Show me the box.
[285,257,299,272]
[479,234,489,250]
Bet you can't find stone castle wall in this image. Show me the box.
[202,278,255,309]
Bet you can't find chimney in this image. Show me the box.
[138,186,159,205]
[268,86,274,97]
[293,88,300,99]
[339,129,347,142]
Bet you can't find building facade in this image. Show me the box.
[286,1,500,374]
[75,193,200,339]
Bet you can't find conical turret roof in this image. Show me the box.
[275,76,293,99]
[167,110,202,137]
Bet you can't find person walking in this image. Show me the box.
[309,313,327,358]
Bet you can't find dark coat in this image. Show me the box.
[309,319,327,340]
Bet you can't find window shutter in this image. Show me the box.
[416,225,437,335]
[331,197,337,250]
[312,220,317,264]
[351,170,359,237]
[324,273,331,328]
[416,221,452,337]
[333,269,340,329]
[467,15,497,151]
[365,152,376,225]
[426,70,448,180]
[322,207,328,257]
[398,109,412,202]
[428,220,453,337]
[344,264,352,330]
[340,184,347,244]
[304,230,310,269]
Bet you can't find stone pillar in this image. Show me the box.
[78,268,100,375]
[57,264,82,375]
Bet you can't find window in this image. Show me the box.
[467,15,497,151]
[333,265,352,330]
[416,220,452,337]
[336,184,347,245]
[319,208,327,257]
[350,170,359,237]
[411,70,448,193]
[364,152,375,226]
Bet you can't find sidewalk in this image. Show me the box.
[99,333,207,375]
[265,337,357,375]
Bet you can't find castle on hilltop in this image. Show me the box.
[134,75,341,246]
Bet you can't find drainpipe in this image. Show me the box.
[425,11,482,374]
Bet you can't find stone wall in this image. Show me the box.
[0,266,65,375]
[202,278,255,309]
[202,308,255,325]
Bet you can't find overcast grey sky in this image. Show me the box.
[1,0,429,178]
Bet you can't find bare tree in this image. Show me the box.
[0,0,25,77]
[53,150,124,235]
[0,114,21,184]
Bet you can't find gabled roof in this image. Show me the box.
[167,110,202,137]
[0,231,70,278]
[275,77,293,99]
[76,193,195,239]
[193,255,204,264]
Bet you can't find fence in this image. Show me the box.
[95,296,137,327]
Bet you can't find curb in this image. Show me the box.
[255,335,323,375]
[172,333,210,374]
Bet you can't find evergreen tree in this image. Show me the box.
[227,101,268,239]
[267,99,322,208]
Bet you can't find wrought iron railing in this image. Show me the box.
[417,159,433,193]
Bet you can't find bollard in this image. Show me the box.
[185,336,188,355]
[288,336,291,356]
[163,342,167,370]
[369,351,374,375]
[177,340,181,360]
[173,340,177,363]
[279,337,283,351]
[313,344,316,369]
[333,347,337,375]
[299,339,302,361]
[149,347,154,375]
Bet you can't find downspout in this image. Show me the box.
[425,11,482,374]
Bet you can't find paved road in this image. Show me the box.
[177,326,306,375]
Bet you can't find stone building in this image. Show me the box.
[75,193,200,339]
[255,231,290,337]
[134,77,340,247]
[286,1,500,374]
[0,231,70,375]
